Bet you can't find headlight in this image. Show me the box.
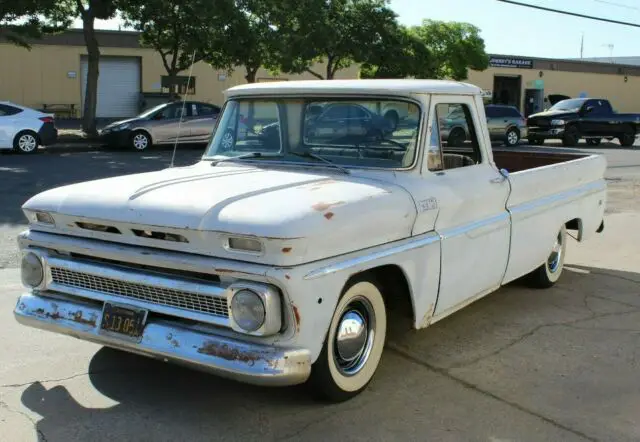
[113,123,131,131]
[230,289,266,332]
[24,210,55,225]
[551,119,566,126]
[21,252,44,288]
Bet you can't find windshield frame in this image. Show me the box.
[201,94,424,172]
[549,98,587,112]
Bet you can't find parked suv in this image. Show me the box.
[440,104,527,147]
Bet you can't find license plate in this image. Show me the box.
[100,302,148,340]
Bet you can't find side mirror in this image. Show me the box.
[584,106,594,114]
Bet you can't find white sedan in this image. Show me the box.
[0,101,58,153]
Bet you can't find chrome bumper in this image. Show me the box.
[14,292,311,387]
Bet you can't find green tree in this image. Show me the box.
[121,0,237,95]
[359,25,433,79]
[272,0,400,80]
[410,20,489,80]
[0,0,70,48]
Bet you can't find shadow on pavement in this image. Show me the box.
[0,148,204,225]
[19,265,640,441]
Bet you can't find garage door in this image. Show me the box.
[81,56,140,118]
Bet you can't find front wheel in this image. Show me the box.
[130,131,152,151]
[505,128,520,146]
[619,126,635,147]
[448,128,466,147]
[562,126,580,147]
[524,225,567,288]
[586,138,601,146]
[308,276,387,402]
[529,137,545,146]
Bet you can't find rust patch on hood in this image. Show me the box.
[197,342,263,366]
[281,247,292,253]
[312,201,344,211]
[324,212,334,220]
[72,311,97,327]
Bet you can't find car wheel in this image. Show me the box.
[383,110,399,131]
[130,131,151,151]
[13,131,39,154]
[505,128,520,146]
[220,130,235,151]
[562,126,580,147]
[586,138,601,146]
[528,137,544,146]
[524,225,567,289]
[448,128,466,147]
[618,126,635,147]
[308,276,387,402]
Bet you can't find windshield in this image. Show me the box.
[203,97,421,169]
[549,99,585,112]
[138,103,168,119]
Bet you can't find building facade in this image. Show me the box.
[2,29,639,119]
[467,54,640,116]
[0,29,360,118]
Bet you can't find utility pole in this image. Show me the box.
[580,33,584,58]
[603,43,614,62]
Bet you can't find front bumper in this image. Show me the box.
[98,129,132,146]
[526,127,565,138]
[14,292,311,386]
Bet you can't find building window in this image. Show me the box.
[161,76,196,95]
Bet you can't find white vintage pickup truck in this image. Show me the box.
[14,79,607,402]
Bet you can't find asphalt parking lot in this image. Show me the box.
[1,142,640,441]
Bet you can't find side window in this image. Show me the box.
[349,105,368,119]
[507,107,523,118]
[0,104,22,116]
[587,100,607,115]
[427,112,443,172]
[484,106,497,118]
[198,104,219,116]
[323,105,349,120]
[429,103,481,171]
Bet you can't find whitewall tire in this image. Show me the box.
[525,225,567,288]
[308,276,387,402]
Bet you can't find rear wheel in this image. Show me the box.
[524,225,567,288]
[619,126,635,147]
[308,276,387,402]
[448,128,466,147]
[505,128,520,146]
[562,126,580,147]
[529,137,544,146]
[13,130,39,154]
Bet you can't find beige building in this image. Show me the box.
[2,29,639,119]
[0,29,360,118]
[468,55,640,116]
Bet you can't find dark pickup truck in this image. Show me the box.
[527,98,640,147]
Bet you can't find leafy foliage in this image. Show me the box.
[121,0,237,91]
[410,20,489,80]
[0,0,70,48]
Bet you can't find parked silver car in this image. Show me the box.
[99,101,221,151]
[439,104,528,147]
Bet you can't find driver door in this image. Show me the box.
[149,103,191,144]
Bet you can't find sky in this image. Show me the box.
[73,0,640,60]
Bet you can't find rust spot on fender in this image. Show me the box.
[282,247,292,253]
[72,311,97,327]
[34,308,45,315]
[197,342,262,366]
[292,304,301,332]
[324,212,334,220]
[312,201,344,211]
[285,274,291,280]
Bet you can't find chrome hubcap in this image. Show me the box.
[547,231,564,273]
[133,134,148,150]
[221,132,234,149]
[334,297,375,376]
[508,131,518,144]
[18,135,37,152]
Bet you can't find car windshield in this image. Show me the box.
[549,99,585,112]
[138,103,168,118]
[203,97,421,169]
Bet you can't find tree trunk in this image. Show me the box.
[326,55,334,80]
[245,67,258,83]
[167,71,179,100]
[81,12,100,136]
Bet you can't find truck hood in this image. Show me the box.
[22,162,417,266]
[528,110,578,121]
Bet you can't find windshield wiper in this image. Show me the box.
[210,152,281,165]
[289,150,350,174]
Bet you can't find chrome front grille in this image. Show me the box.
[50,267,229,318]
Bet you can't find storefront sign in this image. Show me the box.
[489,57,533,69]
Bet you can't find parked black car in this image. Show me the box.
[527,98,640,147]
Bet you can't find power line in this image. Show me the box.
[592,0,639,12]
[496,0,640,28]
